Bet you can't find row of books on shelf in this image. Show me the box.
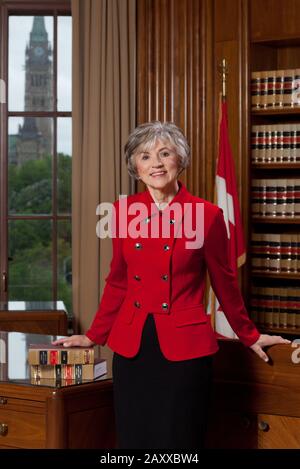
[251,179,300,217]
[28,344,107,382]
[251,69,300,109]
[251,286,300,329]
[251,233,300,273]
[251,124,300,164]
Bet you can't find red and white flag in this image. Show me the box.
[207,99,246,339]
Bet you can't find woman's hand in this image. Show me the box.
[51,334,95,347]
[250,334,291,362]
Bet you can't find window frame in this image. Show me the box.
[0,0,72,304]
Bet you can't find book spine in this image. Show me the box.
[28,348,95,365]
[275,70,284,107]
[50,350,59,365]
[251,71,261,108]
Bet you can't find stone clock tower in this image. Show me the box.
[17,16,53,162]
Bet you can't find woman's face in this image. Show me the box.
[133,139,181,191]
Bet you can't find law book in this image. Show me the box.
[250,287,258,323]
[271,287,280,328]
[283,69,294,107]
[28,343,95,365]
[279,288,288,328]
[266,70,276,107]
[251,71,261,108]
[292,68,300,106]
[260,71,269,108]
[275,70,284,107]
[263,286,273,327]
[30,358,107,382]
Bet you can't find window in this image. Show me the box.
[0,2,72,314]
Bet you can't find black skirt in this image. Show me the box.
[112,313,214,449]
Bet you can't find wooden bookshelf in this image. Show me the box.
[251,271,300,280]
[252,107,300,115]
[252,163,300,169]
[258,325,300,335]
[251,37,300,47]
[252,217,300,224]
[212,0,300,450]
[249,2,300,339]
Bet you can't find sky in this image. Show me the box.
[8,16,72,155]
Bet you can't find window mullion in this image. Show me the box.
[52,9,58,303]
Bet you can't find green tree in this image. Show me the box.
[8,154,72,313]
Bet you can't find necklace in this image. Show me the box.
[153,185,180,210]
[155,201,168,211]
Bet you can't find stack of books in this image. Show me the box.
[251,124,300,165]
[251,286,300,329]
[251,179,300,218]
[251,233,300,273]
[28,344,107,385]
[251,69,300,108]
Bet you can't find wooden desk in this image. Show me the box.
[0,301,69,335]
[206,339,300,449]
[0,330,115,449]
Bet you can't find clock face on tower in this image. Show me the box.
[34,46,44,57]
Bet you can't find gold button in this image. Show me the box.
[134,275,141,281]
[163,244,170,251]
[162,303,168,310]
[134,301,141,308]
[135,242,142,249]
[161,274,168,281]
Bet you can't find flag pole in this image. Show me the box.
[209,92,222,330]
[221,58,228,101]
[210,59,229,330]
[209,59,228,330]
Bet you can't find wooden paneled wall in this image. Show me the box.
[136,0,215,200]
[136,0,249,295]
[251,0,300,41]
[136,0,248,207]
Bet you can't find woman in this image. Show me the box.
[53,121,290,449]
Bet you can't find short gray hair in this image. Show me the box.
[124,121,191,179]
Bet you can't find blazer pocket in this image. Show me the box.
[172,305,208,327]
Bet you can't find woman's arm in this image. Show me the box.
[204,208,290,358]
[85,200,128,345]
[53,200,128,347]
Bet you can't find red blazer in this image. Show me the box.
[86,181,260,361]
